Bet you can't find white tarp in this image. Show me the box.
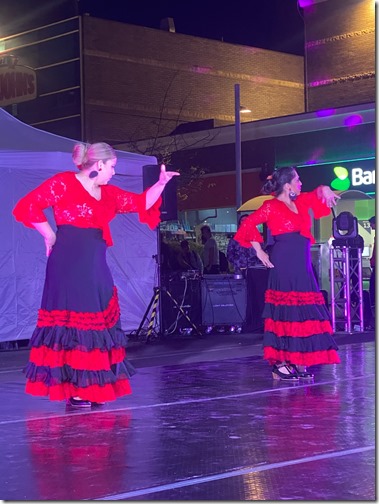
[0,108,159,342]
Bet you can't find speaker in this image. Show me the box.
[143,164,178,221]
[201,275,247,325]
[160,277,202,334]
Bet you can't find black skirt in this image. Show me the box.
[262,232,340,366]
[24,225,136,402]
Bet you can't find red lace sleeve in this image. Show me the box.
[234,203,269,248]
[110,186,162,230]
[13,173,67,228]
[298,187,331,219]
[138,191,162,230]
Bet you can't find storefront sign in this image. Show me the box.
[351,167,375,187]
[297,158,376,195]
[0,65,37,106]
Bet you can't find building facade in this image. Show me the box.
[303,0,375,111]
[0,15,304,143]
[127,101,375,231]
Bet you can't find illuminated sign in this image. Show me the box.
[297,158,376,195]
[351,168,375,187]
[330,165,376,190]
[0,64,37,106]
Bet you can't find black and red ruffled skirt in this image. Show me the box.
[262,232,340,367]
[24,225,136,402]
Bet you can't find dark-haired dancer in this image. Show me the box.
[13,142,179,406]
[235,166,340,380]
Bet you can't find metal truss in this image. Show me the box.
[329,244,364,333]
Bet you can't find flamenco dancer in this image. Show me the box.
[13,142,179,406]
[234,166,340,381]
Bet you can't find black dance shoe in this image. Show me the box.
[272,364,299,381]
[91,402,106,407]
[66,397,92,408]
[291,365,314,380]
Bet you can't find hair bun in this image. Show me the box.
[72,143,88,169]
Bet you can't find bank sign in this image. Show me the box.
[297,159,376,195]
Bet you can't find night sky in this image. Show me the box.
[1,0,305,55]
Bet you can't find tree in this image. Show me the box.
[114,74,223,204]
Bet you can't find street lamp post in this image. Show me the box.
[234,83,251,216]
[235,83,242,212]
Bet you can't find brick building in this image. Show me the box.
[303,0,375,110]
[0,15,304,143]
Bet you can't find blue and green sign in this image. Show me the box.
[296,158,375,195]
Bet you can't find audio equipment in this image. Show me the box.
[201,275,247,326]
[160,277,202,334]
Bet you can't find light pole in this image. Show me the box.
[234,83,251,215]
[235,83,242,212]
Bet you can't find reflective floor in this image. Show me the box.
[0,332,375,501]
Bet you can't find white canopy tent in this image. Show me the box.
[0,108,159,342]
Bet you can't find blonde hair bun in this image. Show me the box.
[72,143,89,169]
[72,142,116,170]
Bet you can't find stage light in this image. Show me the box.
[332,211,358,240]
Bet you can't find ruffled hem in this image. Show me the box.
[263,330,339,353]
[308,187,331,219]
[29,346,127,370]
[29,323,129,352]
[25,379,132,402]
[265,289,325,305]
[12,199,47,229]
[265,318,333,337]
[138,192,162,230]
[264,347,340,366]
[262,303,331,323]
[37,287,120,330]
[234,231,263,248]
[24,359,137,388]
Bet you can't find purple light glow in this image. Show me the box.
[191,66,212,74]
[304,160,319,165]
[344,114,363,128]
[308,78,333,87]
[316,108,336,118]
[304,147,325,165]
[298,0,314,7]
[306,40,323,49]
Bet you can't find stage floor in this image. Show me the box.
[0,331,375,501]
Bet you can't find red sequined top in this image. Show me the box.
[234,188,331,247]
[12,171,162,246]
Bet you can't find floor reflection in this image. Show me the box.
[26,411,132,500]
[0,337,375,501]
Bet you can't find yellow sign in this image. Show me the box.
[0,65,37,106]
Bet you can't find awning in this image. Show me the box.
[238,195,274,212]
